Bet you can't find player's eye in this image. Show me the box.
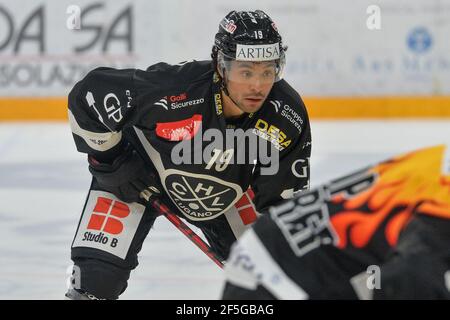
[241,70,252,78]
[263,70,275,78]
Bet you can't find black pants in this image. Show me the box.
[70,179,238,299]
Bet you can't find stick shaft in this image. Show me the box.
[151,200,224,269]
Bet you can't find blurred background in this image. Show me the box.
[1,0,449,299]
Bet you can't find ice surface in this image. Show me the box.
[1,120,450,299]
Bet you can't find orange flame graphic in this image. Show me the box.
[330,145,450,250]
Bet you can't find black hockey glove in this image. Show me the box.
[88,145,162,204]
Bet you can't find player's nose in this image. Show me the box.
[249,79,263,92]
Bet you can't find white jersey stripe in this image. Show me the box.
[225,228,309,300]
[68,110,122,152]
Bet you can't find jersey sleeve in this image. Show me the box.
[68,67,137,161]
[251,109,312,212]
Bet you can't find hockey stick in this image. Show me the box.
[88,119,224,267]
[150,199,225,269]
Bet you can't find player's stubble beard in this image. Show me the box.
[222,84,272,118]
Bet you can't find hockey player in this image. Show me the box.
[222,144,450,299]
[65,10,311,300]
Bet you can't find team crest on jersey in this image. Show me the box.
[162,169,243,221]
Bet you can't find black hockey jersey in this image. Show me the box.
[68,60,311,226]
[222,145,450,299]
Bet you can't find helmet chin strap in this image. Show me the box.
[220,69,244,113]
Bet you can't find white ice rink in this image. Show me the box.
[1,120,450,299]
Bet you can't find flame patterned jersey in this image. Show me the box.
[223,145,450,299]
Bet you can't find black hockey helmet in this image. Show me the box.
[212,10,287,83]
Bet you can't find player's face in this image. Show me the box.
[226,61,276,113]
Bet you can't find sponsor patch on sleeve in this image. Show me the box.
[156,114,202,141]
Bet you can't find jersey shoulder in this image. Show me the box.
[68,67,136,111]
[134,60,214,90]
[267,79,309,121]
[69,67,136,93]
[271,79,303,104]
[257,79,310,142]
[70,61,213,100]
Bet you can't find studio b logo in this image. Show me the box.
[66,265,81,290]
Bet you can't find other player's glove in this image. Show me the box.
[88,144,162,204]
